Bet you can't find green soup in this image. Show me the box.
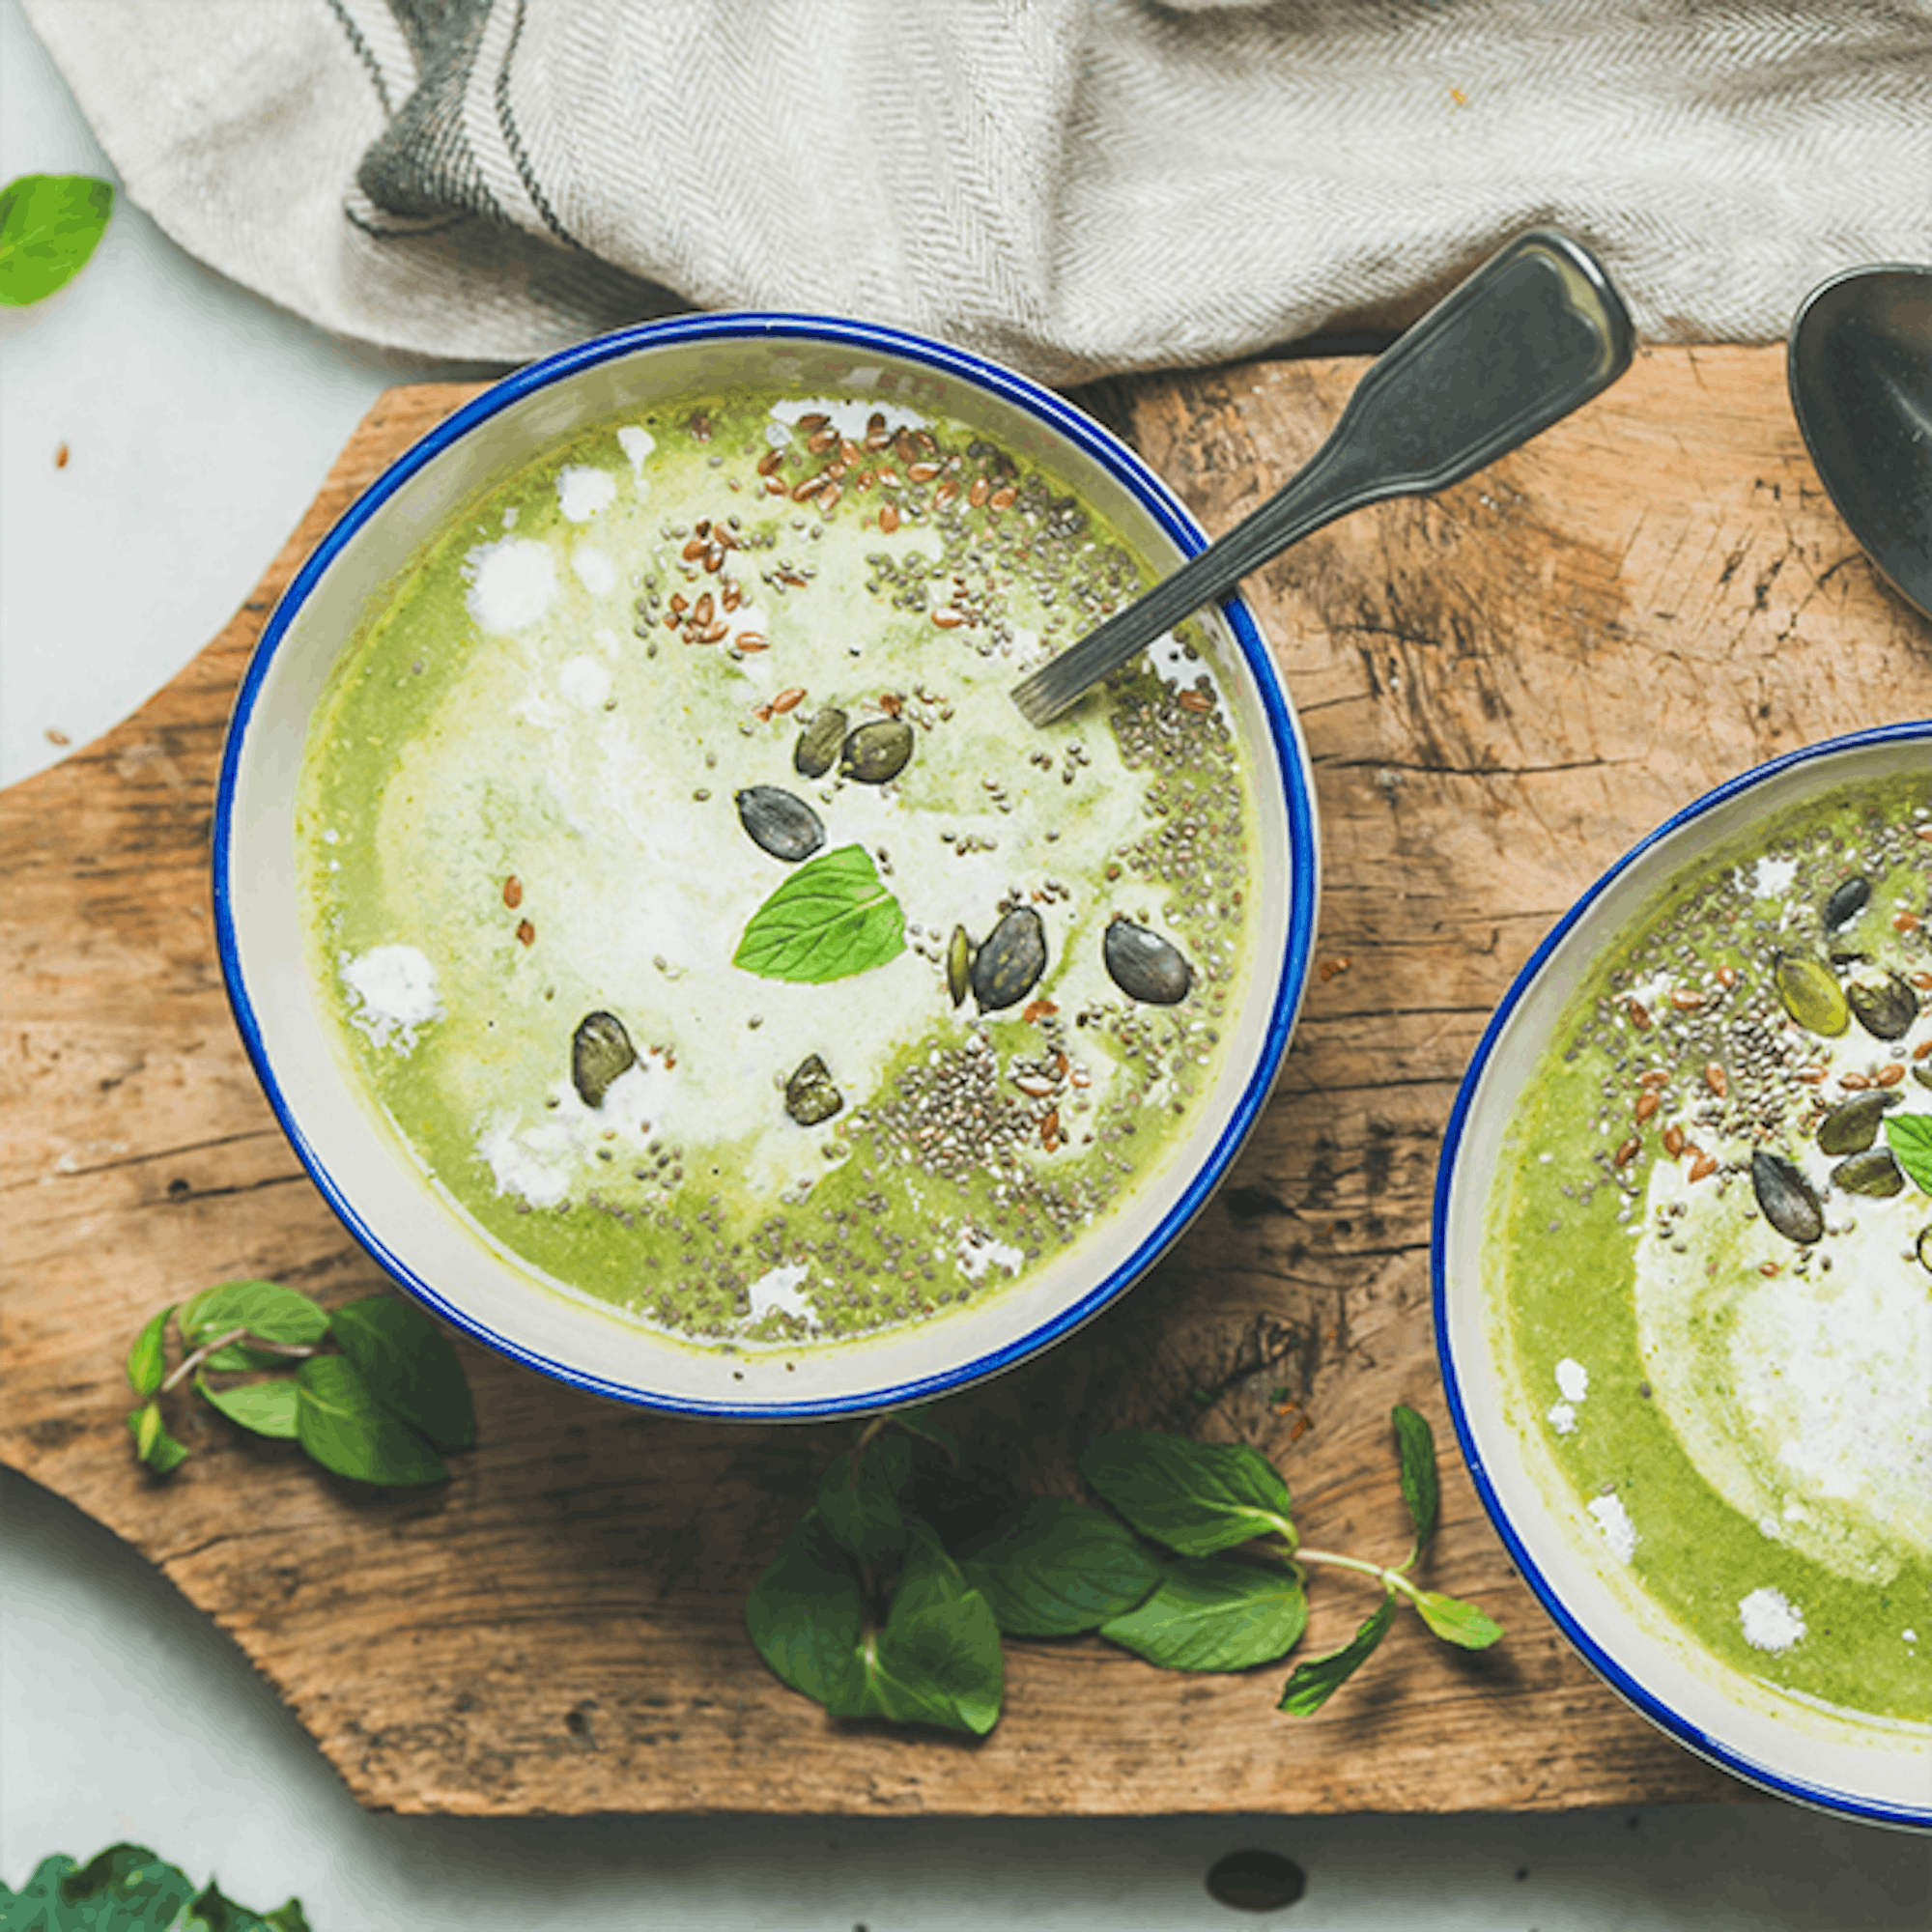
[298,389,1261,1349]
[1491,777,1932,1725]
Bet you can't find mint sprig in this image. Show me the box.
[1884,1113,1932,1195]
[123,1282,473,1487]
[746,1402,1501,1733]
[0,173,114,307]
[0,1841,309,1930]
[732,843,906,982]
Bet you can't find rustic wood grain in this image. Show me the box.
[6,349,1926,1817]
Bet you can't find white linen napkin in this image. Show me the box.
[23,0,1932,379]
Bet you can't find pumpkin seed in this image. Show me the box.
[1845,968,1919,1041]
[1822,875,1870,930]
[571,1010,637,1109]
[784,1053,843,1126]
[839,718,915,784]
[1832,1148,1905,1197]
[1750,1149,1824,1244]
[794,706,847,780]
[947,924,975,1009]
[736,784,825,863]
[1916,1063,1932,1093]
[1816,1090,1899,1154]
[1102,917,1192,1005]
[1773,953,1849,1037]
[1918,1226,1932,1273]
[971,905,1046,1011]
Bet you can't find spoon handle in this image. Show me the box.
[1011,228,1636,725]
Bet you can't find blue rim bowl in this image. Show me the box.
[213,312,1320,1423]
[1434,720,1932,1830]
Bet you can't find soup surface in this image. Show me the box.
[298,388,1261,1348]
[1492,775,1932,1725]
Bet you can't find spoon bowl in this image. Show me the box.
[1788,263,1932,620]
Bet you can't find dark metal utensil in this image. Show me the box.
[1787,263,1932,622]
[1010,228,1636,726]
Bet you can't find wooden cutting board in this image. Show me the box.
[6,347,1927,1818]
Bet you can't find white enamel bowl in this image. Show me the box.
[1435,722,1932,1830]
[214,313,1319,1423]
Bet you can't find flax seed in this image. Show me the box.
[1628,1001,1652,1030]
[1635,1091,1660,1123]
[503,875,524,909]
[1177,690,1213,714]
[1704,1063,1727,1097]
[1689,1151,1718,1180]
[879,504,900,534]
[1874,1064,1906,1087]
[735,631,767,649]
[772,687,806,714]
[756,447,784,476]
[906,462,940,484]
[516,919,536,947]
[931,607,965,629]
[1614,1138,1640,1167]
[1662,1125,1686,1156]
[968,475,990,507]
[989,485,1018,512]
[818,482,842,513]
[792,474,826,501]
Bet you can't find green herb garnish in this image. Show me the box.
[0,1841,309,1930]
[732,843,906,982]
[1884,1113,1932,1195]
[0,173,114,307]
[123,1281,472,1487]
[746,1404,1500,1733]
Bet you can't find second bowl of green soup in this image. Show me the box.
[214,314,1320,1422]
[1435,722,1932,1828]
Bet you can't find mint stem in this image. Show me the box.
[158,1326,320,1395]
[1293,1546,1425,1605]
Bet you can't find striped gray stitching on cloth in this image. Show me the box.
[494,0,579,248]
[384,0,465,67]
[323,0,394,118]
[357,0,509,225]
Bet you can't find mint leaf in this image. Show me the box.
[959,1496,1161,1636]
[1884,1114,1932,1195]
[888,1406,960,1463]
[196,1373,299,1440]
[1098,1557,1307,1671]
[128,1401,189,1474]
[183,1875,313,1932]
[296,1356,446,1485]
[817,1432,912,1564]
[0,1846,308,1932]
[1414,1590,1504,1650]
[57,1842,195,1925]
[1081,1432,1297,1556]
[746,1509,866,1705]
[126,1304,173,1398]
[1392,1404,1438,1558]
[329,1294,474,1448]
[733,843,906,983]
[827,1528,1004,1735]
[0,174,114,306]
[180,1280,328,1372]
[1277,1594,1396,1716]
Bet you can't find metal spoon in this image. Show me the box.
[1010,229,1635,726]
[1787,263,1932,621]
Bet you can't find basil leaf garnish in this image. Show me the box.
[179,1280,328,1372]
[1098,1556,1308,1672]
[1392,1404,1439,1556]
[732,843,906,983]
[196,1373,299,1441]
[0,173,114,307]
[1414,1590,1505,1650]
[295,1356,446,1486]
[125,1303,173,1398]
[1276,1595,1396,1716]
[1081,1431,1297,1556]
[329,1294,475,1448]
[959,1496,1161,1636]
[1885,1114,1932,1195]
[746,1509,867,1705]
